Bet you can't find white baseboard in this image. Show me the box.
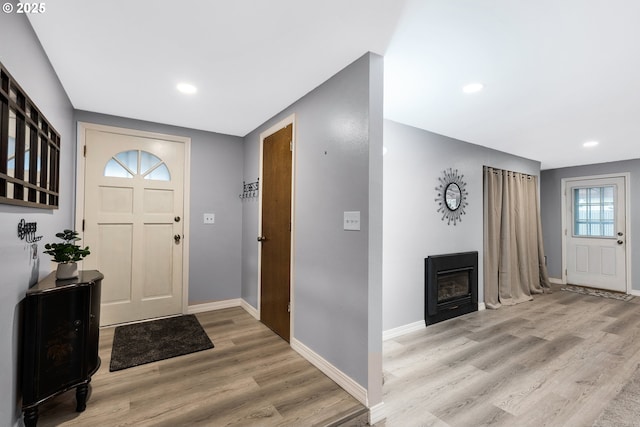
[240,299,259,319]
[630,289,640,297]
[368,401,386,424]
[291,338,369,407]
[187,298,261,320]
[549,277,564,285]
[383,305,488,340]
[383,320,424,341]
[187,298,241,314]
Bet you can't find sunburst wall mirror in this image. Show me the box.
[435,168,468,225]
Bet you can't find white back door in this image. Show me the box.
[565,176,627,292]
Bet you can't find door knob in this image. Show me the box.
[174,234,181,243]
[618,232,623,236]
[617,240,624,245]
[174,216,181,222]
[257,236,266,242]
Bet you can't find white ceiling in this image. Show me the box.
[27,0,640,170]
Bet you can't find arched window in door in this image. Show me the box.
[104,150,170,181]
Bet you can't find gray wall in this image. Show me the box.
[241,53,383,394]
[0,6,75,425]
[382,120,541,331]
[541,159,640,291]
[74,111,244,304]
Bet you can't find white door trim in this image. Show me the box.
[75,122,192,315]
[257,113,296,340]
[561,172,631,293]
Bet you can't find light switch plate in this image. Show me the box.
[203,213,215,224]
[344,211,360,231]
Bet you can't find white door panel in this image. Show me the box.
[97,224,133,304]
[566,176,626,292]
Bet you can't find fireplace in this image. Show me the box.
[425,251,478,325]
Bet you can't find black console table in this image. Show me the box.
[22,270,103,427]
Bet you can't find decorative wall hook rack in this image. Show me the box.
[17,219,42,243]
[240,179,259,199]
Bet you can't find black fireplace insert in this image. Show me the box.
[425,251,478,325]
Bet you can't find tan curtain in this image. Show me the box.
[483,167,551,309]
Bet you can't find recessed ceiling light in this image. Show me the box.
[583,140,599,148]
[176,82,197,95]
[462,83,484,94]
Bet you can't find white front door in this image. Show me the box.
[82,126,186,325]
[565,176,627,292]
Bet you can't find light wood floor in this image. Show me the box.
[34,287,640,427]
[36,307,367,427]
[380,285,640,427]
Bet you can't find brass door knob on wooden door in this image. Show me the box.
[257,236,267,242]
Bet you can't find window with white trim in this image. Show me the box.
[573,186,615,237]
[104,150,170,181]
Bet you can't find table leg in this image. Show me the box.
[23,407,38,427]
[76,382,89,412]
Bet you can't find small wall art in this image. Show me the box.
[435,168,468,225]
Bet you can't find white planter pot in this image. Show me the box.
[56,262,79,280]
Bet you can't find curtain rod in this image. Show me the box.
[484,166,535,180]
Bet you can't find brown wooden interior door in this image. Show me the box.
[260,124,293,341]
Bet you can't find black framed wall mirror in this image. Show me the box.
[0,62,60,209]
[445,182,462,210]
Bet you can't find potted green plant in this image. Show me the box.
[43,229,91,279]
